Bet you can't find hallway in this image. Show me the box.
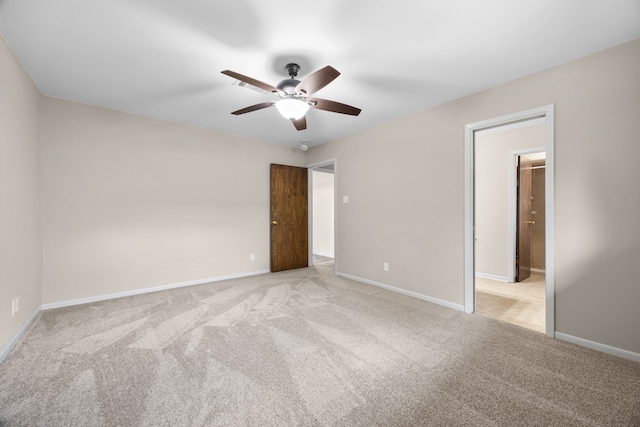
[475,275,545,333]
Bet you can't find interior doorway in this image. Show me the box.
[515,150,546,282]
[474,127,546,332]
[307,159,337,274]
[464,105,555,337]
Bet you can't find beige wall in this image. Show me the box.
[308,111,466,305]
[41,98,305,304]
[312,170,335,258]
[475,123,545,280]
[307,39,640,354]
[0,35,42,350]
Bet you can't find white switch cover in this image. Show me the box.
[343,196,349,204]
[11,297,19,316]
[383,263,389,272]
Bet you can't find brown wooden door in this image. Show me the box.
[516,156,533,282]
[270,164,308,272]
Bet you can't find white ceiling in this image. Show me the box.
[1,0,639,149]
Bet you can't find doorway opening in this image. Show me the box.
[474,122,546,332]
[514,150,546,282]
[464,105,555,337]
[307,159,337,274]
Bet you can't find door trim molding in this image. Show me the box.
[464,104,555,337]
[306,158,337,275]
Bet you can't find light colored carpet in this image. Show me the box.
[475,275,545,333]
[1,264,639,426]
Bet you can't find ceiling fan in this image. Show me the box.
[221,63,361,131]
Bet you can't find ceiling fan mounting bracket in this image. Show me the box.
[285,63,300,78]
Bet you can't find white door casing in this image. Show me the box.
[464,105,555,337]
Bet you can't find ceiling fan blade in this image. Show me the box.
[295,66,340,95]
[221,70,279,94]
[293,116,307,131]
[309,98,361,116]
[231,102,274,115]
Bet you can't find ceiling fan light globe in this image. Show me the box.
[275,99,309,121]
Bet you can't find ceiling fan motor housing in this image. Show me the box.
[276,63,302,94]
[276,78,301,94]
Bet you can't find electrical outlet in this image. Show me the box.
[11,297,19,316]
[383,263,389,272]
[250,253,255,261]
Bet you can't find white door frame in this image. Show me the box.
[306,158,337,275]
[464,105,555,337]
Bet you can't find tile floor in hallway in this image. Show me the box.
[475,274,545,333]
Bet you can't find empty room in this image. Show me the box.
[1,1,640,425]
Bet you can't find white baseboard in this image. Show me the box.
[475,272,510,282]
[336,272,465,312]
[555,332,640,362]
[335,274,639,362]
[42,269,271,310]
[530,268,546,275]
[0,308,41,364]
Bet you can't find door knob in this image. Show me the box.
[528,220,535,224]
[271,220,278,225]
